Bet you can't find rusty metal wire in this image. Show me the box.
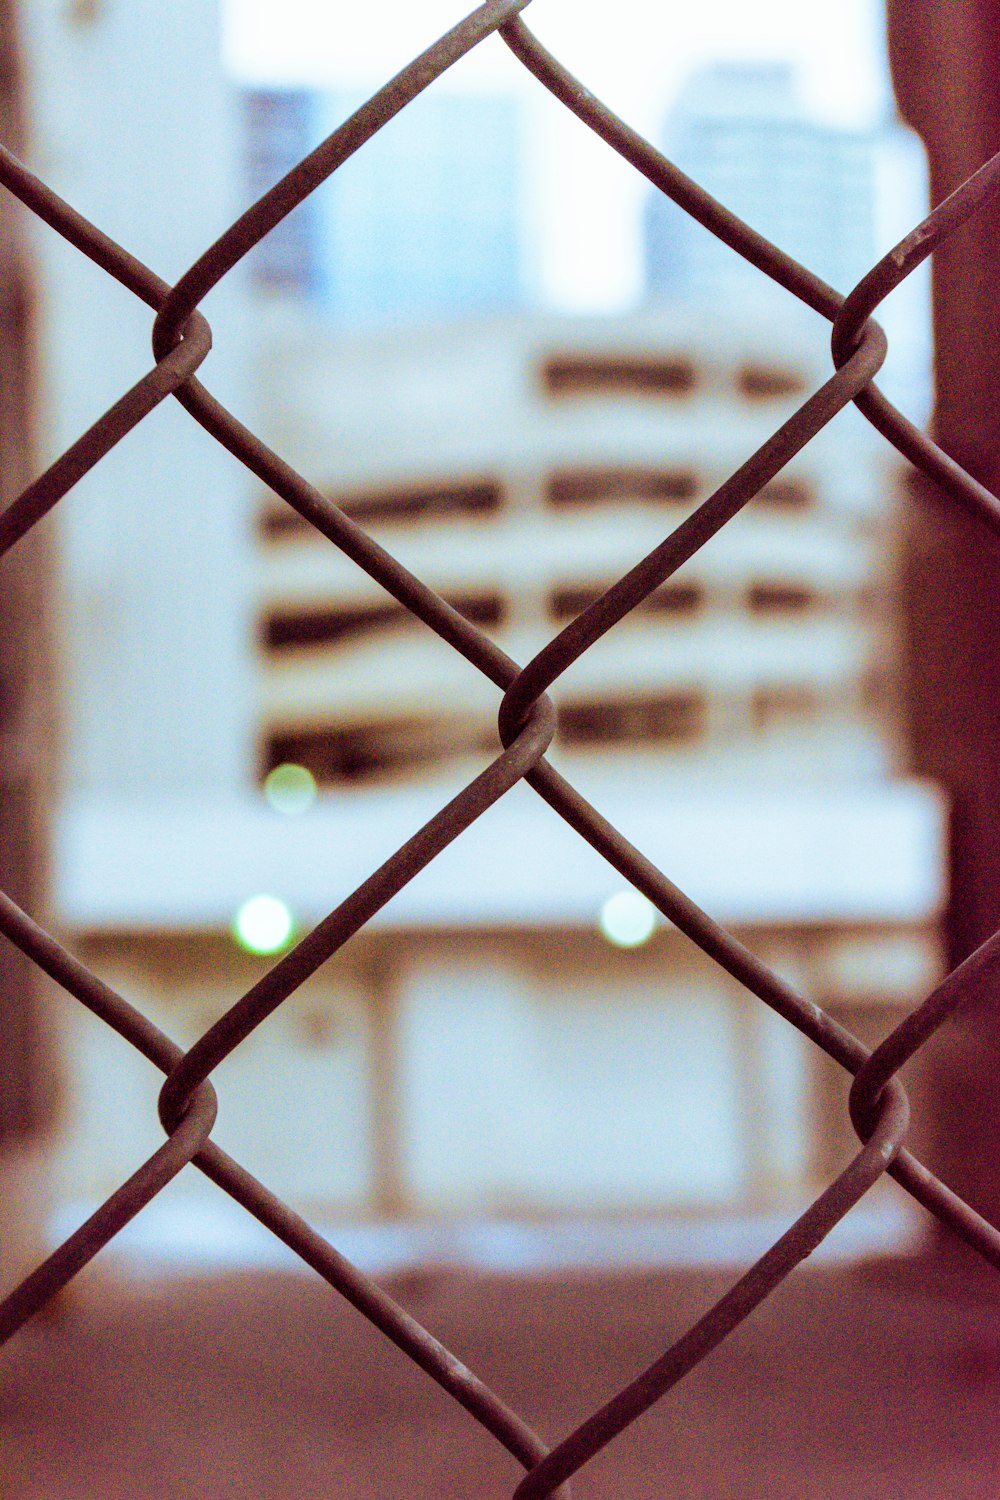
[3,1,1000,1493]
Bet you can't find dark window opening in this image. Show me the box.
[756,477,812,509]
[546,466,698,509]
[540,353,697,398]
[343,481,501,526]
[261,591,506,653]
[548,581,703,623]
[263,717,495,785]
[747,581,817,615]
[558,692,705,748]
[647,582,703,616]
[258,478,502,539]
[736,362,807,400]
[751,685,819,729]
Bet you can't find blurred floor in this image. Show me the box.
[1,1255,999,1499]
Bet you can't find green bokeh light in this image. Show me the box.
[233,894,295,954]
[599,890,657,948]
[264,762,318,815]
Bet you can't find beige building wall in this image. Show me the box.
[52,919,940,1232]
[250,304,905,799]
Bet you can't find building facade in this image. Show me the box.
[20,0,944,1262]
[250,304,904,794]
[642,61,932,422]
[645,63,881,304]
[51,302,944,1249]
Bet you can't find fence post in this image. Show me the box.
[0,0,58,1296]
[886,0,1000,1233]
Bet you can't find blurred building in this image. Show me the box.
[251,305,903,791]
[645,63,880,303]
[51,301,944,1248]
[242,85,524,325]
[20,0,944,1261]
[643,61,932,422]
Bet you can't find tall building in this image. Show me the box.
[242,86,524,326]
[645,63,903,300]
[643,61,932,427]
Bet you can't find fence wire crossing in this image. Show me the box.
[4,2,1000,1494]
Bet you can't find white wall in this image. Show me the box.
[52,946,373,1217]
[23,0,257,799]
[398,950,749,1211]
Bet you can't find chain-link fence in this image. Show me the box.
[3,2,1000,1494]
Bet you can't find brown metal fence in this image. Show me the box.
[3,3,1000,1494]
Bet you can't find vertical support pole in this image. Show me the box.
[366,943,407,1219]
[0,0,58,1295]
[886,0,1000,1231]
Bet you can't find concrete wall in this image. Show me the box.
[22,0,256,802]
[51,921,940,1229]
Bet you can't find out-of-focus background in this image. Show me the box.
[4,1,1000,1494]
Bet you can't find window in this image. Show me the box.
[548,581,703,623]
[341,481,501,526]
[746,581,816,615]
[540,352,697,398]
[263,716,495,785]
[751,684,819,730]
[260,591,506,653]
[546,466,698,509]
[756,477,812,510]
[242,90,322,297]
[647,582,703,617]
[736,362,807,400]
[558,692,705,748]
[258,478,502,539]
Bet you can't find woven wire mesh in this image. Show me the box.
[3,2,1000,1494]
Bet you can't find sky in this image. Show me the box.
[222,0,890,126]
[220,0,908,318]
